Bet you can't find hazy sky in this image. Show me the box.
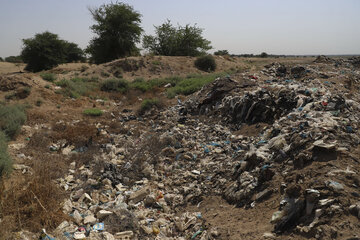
[1,0,359,59]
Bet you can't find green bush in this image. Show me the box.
[0,131,12,177]
[83,108,103,116]
[194,55,216,72]
[40,72,57,82]
[56,78,97,98]
[0,105,26,139]
[138,98,161,115]
[101,79,129,93]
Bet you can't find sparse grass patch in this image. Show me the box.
[0,131,12,177]
[83,108,103,116]
[44,84,51,89]
[40,72,56,82]
[101,78,129,93]
[0,104,26,139]
[166,72,226,98]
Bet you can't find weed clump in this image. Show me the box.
[0,131,12,177]
[40,72,56,82]
[101,79,129,93]
[56,78,97,98]
[194,55,216,72]
[138,98,162,115]
[0,104,26,139]
[83,108,103,116]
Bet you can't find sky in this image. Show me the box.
[0,0,359,59]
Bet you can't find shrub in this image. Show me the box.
[83,108,103,116]
[101,79,129,93]
[138,98,161,115]
[0,131,12,177]
[40,72,56,82]
[0,104,26,139]
[56,78,97,98]
[194,55,216,72]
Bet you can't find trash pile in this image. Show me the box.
[32,58,360,239]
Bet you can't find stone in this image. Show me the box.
[144,194,156,207]
[97,210,113,219]
[72,210,83,225]
[101,232,115,240]
[263,232,276,239]
[84,215,97,225]
[129,187,149,203]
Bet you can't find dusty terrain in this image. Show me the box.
[0,55,360,240]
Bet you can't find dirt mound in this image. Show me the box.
[314,55,334,63]
[0,74,31,91]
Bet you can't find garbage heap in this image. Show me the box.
[45,62,360,239]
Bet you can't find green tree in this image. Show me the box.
[86,2,143,64]
[21,31,84,72]
[4,56,23,63]
[0,57,3,62]
[63,41,85,62]
[142,20,212,56]
[260,52,268,58]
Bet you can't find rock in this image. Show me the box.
[72,210,83,225]
[144,194,156,207]
[101,232,115,240]
[72,188,84,201]
[255,189,273,202]
[114,231,134,239]
[97,210,113,219]
[326,180,344,191]
[263,232,276,239]
[129,187,149,203]
[84,215,97,225]
[79,192,93,204]
[74,232,86,239]
[62,199,73,214]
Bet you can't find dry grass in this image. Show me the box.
[0,154,69,237]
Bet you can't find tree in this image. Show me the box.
[86,2,143,64]
[214,50,229,56]
[4,56,23,63]
[260,52,268,58]
[21,31,84,72]
[0,57,3,62]
[142,20,212,56]
[63,41,85,62]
